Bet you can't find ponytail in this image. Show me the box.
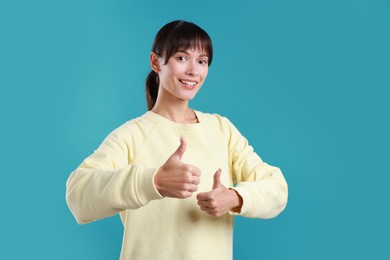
[145,70,159,110]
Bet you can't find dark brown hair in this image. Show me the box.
[145,20,213,110]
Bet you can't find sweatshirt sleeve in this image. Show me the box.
[224,118,288,219]
[65,127,163,224]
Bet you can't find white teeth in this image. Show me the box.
[180,80,197,86]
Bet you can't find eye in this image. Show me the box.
[199,59,208,65]
[176,56,187,62]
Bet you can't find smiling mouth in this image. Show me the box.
[179,80,198,87]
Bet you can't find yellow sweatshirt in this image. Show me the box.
[66,110,288,260]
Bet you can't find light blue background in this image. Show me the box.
[1,0,389,259]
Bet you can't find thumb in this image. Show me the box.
[170,136,187,161]
[212,169,223,189]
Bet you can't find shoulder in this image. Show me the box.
[106,112,160,141]
[197,110,245,141]
[196,110,236,133]
[197,110,233,124]
[123,112,159,130]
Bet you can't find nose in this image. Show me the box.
[186,60,199,76]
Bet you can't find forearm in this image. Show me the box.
[66,164,163,224]
[232,167,288,219]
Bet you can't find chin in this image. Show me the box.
[176,90,199,101]
[178,95,196,101]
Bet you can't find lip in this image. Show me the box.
[179,79,198,90]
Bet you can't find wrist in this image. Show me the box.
[154,167,165,197]
[229,188,243,213]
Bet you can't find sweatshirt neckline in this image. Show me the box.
[144,110,204,133]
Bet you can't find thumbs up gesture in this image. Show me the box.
[196,169,243,217]
[154,136,201,198]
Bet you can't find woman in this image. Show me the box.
[66,20,288,260]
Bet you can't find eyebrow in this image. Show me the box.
[176,50,209,58]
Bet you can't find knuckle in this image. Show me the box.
[182,183,190,191]
[182,173,192,182]
[193,167,201,176]
[186,176,193,183]
[182,164,191,172]
[179,191,191,198]
[209,212,217,217]
[209,210,221,217]
[193,177,200,185]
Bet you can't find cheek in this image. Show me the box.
[159,68,174,83]
[202,67,209,80]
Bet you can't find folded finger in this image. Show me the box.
[191,176,200,185]
[188,183,198,193]
[188,165,201,177]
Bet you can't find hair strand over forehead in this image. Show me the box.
[152,20,213,65]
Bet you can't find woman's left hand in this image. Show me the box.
[196,169,243,217]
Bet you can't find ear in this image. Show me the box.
[150,52,161,73]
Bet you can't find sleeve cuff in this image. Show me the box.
[136,166,164,205]
[228,184,253,216]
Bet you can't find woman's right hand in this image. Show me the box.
[154,136,201,198]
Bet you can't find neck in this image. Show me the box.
[151,89,197,124]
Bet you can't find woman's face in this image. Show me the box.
[156,48,209,101]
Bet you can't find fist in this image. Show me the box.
[196,169,243,217]
[154,136,201,198]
